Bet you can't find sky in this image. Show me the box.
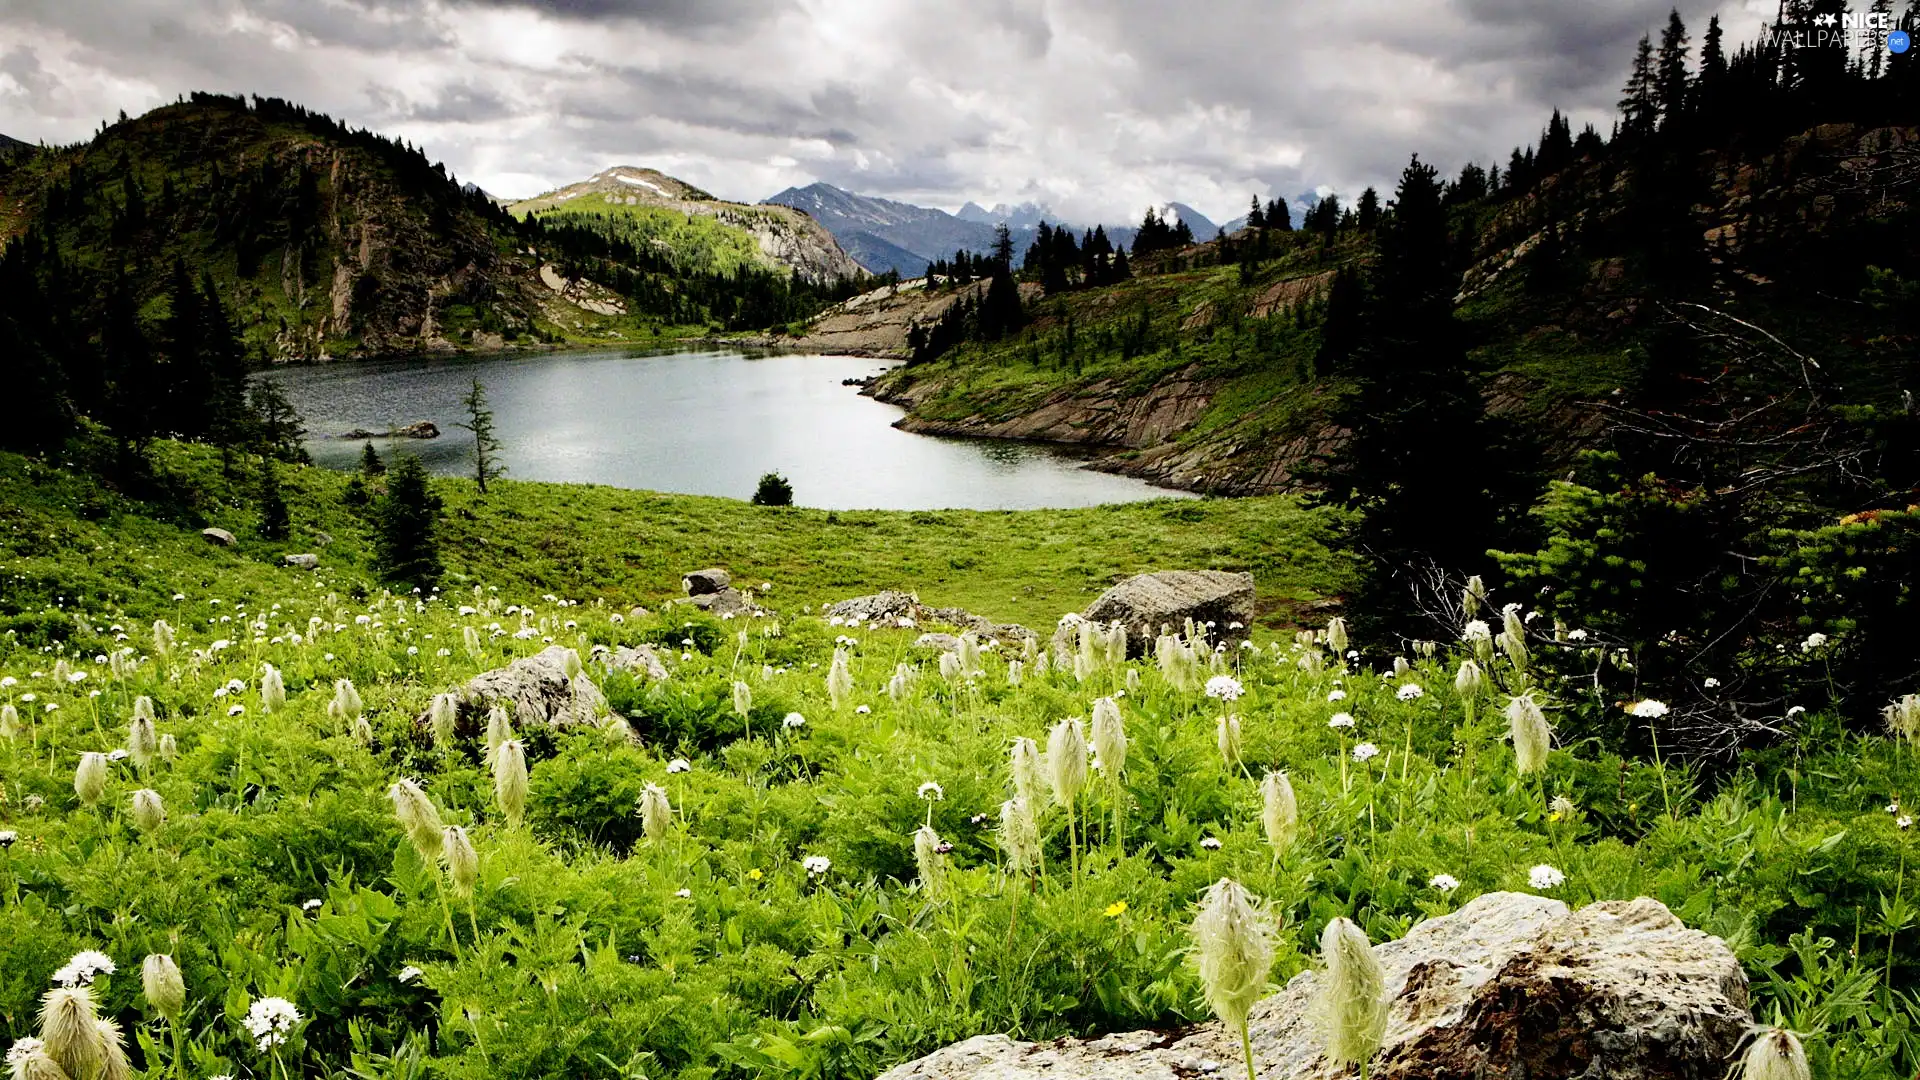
[0,0,1778,225]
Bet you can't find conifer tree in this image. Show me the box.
[1619,34,1659,139]
[1355,188,1381,231]
[372,454,442,587]
[257,455,290,540]
[360,441,385,476]
[457,377,506,494]
[1654,10,1692,132]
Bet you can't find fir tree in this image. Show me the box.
[372,454,442,587]
[1246,195,1266,230]
[1655,10,1692,132]
[1355,188,1381,231]
[360,441,385,476]
[257,455,290,540]
[1619,34,1659,139]
[456,377,507,494]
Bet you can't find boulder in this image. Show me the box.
[201,527,236,547]
[682,568,732,596]
[826,590,919,624]
[626,606,652,621]
[1082,570,1254,656]
[686,587,758,618]
[872,893,1749,1080]
[284,553,320,570]
[913,632,963,653]
[435,645,607,730]
[824,591,1034,644]
[603,644,670,682]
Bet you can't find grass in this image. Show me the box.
[2,444,1918,1080]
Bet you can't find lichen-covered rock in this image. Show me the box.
[1082,570,1254,656]
[871,893,1749,1080]
[826,591,919,624]
[682,568,732,596]
[201,527,236,547]
[284,553,319,570]
[687,587,758,618]
[603,644,669,682]
[438,645,607,730]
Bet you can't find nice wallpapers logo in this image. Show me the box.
[1767,6,1909,52]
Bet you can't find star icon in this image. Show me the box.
[1813,11,1837,25]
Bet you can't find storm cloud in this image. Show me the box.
[0,0,1772,223]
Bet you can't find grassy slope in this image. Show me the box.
[0,450,1914,1079]
[0,445,1354,653]
[515,202,787,280]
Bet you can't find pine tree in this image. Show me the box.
[257,455,290,540]
[1246,195,1265,230]
[1266,198,1291,231]
[1355,188,1381,230]
[249,377,307,462]
[457,377,507,494]
[372,454,442,587]
[1619,34,1659,139]
[360,441,385,476]
[1655,10,1692,132]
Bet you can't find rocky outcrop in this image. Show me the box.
[682,568,732,596]
[441,645,607,729]
[284,553,320,570]
[201,528,236,547]
[1079,570,1254,656]
[341,421,439,439]
[601,644,670,681]
[873,892,1749,1080]
[798,279,991,359]
[825,591,1033,644]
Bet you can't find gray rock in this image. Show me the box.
[682,568,732,596]
[826,590,919,623]
[686,587,758,618]
[823,592,1033,644]
[1083,570,1255,656]
[913,633,963,653]
[872,893,1749,1080]
[284,553,320,570]
[436,645,607,731]
[310,530,334,547]
[626,606,652,621]
[604,644,670,681]
[201,527,236,547]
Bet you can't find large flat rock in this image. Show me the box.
[1081,569,1255,655]
[873,893,1749,1080]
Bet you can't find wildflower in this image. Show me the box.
[1351,742,1380,763]
[37,985,117,1080]
[1316,916,1388,1071]
[1104,900,1128,918]
[1217,712,1243,765]
[667,757,691,774]
[675,888,692,898]
[1704,677,1722,689]
[998,797,1041,874]
[1800,632,1828,652]
[1901,817,1914,830]
[1325,617,1348,655]
[1885,695,1920,743]
[227,704,245,717]
[731,680,753,720]
[854,703,871,715]
[1506,694,1552,775]
[1629,699,1669,719]
[130,789,165,834]
[51,951,116,988]
[301,899,322,911]
[429,693,459,749]
[1463,575,1487,617]
[747,868,763,881]
[1191,878,1274,1080]
[1396,683,1424,701]
[1549,794,1577,821]
[1429,873,1460,892]
[826,648,853,710]
[74,753,108,808]
[1326,689,1347,702]
[1010,737,1044,807]
[917,781,944,801]
[1462,620,1493,662]
[1204,675,1244,702]
[1327,712,1355,729]
[1736,1027,1810,1080]
[1045,719,1089,809]
[1528,864,1566,890]
[0,830,15,847]
[778,712,807,733]
[387,779,445,862]
[802,854,831,878]
[493,740,528,826]
[442,827,479,899]
[259,664,286,714]
[1200,836,1223,850]
[913,825,946,894]
[397,966,423,985]
[638,783,673,841]
[1454,659,1484,700]
[242,997,301,1052]
[1090,697,1127,778]
[128,712,157,770]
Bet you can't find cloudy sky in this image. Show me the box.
[0,0,1775,224]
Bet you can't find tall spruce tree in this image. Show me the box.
[457,377,507,494]
[372,454,442,587]
[1654,10,1692,132]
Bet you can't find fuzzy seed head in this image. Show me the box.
[127,716,156,770]
[731,680,753,719]
[1104,623,1127,667]
[1505,693,1552,775]
[463,625,482,659]
[1885,694,1920,744]
[1316,916,1388,1069]
[957,633,982,676]
[151,620,174,658]
[998,797,1041,874]
[492,739,529,825]
[129,790,165,834]
[1324,617,1348,655]
[1454,659,1484,699]
[1076,619,1102,674]
[92,1023,126,1080]
[333,679,363,719]
[561,648,583,681]
[1463,575,1487,617]
[1071,651,1093,684]
[1033,651,1051,678]
[37,987,106,1080]
[74,754,108,808]
[1010,737,1043,807]
[1497,629,1529,671]
[938,651,962,682]
[1,703,18,741]
[912,825,945,895]
[1737,1027,1810,1080]
[131,697,154,723]
[484,704,513,754]
[638,782,673,841]
[1191,878,1274,1034]
[259,664,285,714]
[429,693,458,748]
[352,715,374,746]
[1006,659,1024,687]
[1090,697,1127,778]
[386,779,444,860]
[1044,718,1088,808]
[1216,712,1242,766]
[827,648,853,710]
[140,955,184,1022]
[157,734,177,763]
[9,1045,69,1080]
[442,826,479,898]
[1260,771,1298,854]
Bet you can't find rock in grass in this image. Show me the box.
[424,645,607,733]
[604,644,670,681]
[871,893,1750,1080]
[201,527,236,547]
[1082,569,1254,656]
[284,553,320,570]
[682,568,732,596]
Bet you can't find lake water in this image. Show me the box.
[263,347,1192,510]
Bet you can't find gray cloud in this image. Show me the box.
[0,0,1762,224]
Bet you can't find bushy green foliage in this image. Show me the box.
[751,472,795,507]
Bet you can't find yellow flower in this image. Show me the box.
[747,868,763,881]
[1104,900,1127,918]
[1548,811,1563,823]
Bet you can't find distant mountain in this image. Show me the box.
[0,133,30,160]
[834,231,932,279]
[764,183,1002,275]
[955,200,1056,231]
[509,166,864,284]
[1158,202,1221,238]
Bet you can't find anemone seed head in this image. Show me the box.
[1316,916,1388,1069]
[1190,878,1274,1034]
